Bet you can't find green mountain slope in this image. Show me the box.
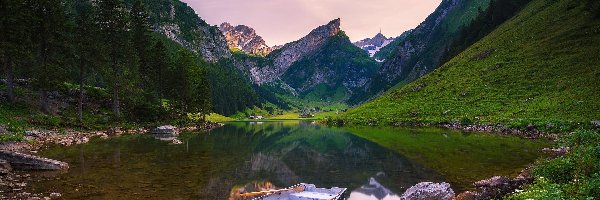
[338,0,600,129]
[362,0,491,103]
[282,32,379,103]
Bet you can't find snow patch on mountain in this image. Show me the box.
[353,32,395,60]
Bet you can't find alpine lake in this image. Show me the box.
[27,120,549,199]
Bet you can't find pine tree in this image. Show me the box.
[0,0,30,104]
[169,50,211,123]
[28,0,70,114]
[130,0,154,93]
[73,0,102,122]
[148,41,170,100]
[96,0,132,119]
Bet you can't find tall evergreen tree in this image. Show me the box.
[148,41,169,100]
[130,0,154,93]
[73,0,102,122]
[169,50,211,120]
[95,0,132,119]
[28,0,70,114]
[0,0,30,104]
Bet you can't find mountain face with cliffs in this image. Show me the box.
[219,23,273,56]
[236,18,343,84]
[233,18,378,103]
[124,0,231,62]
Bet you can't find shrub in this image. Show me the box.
[510,130,600,199]
[534,157,575,184]
[506,177,564,200]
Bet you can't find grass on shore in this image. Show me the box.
[265,111,339,120]
[206,113,234,123]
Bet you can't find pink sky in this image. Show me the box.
[181,0,442,46]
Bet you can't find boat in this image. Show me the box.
[238,183,347,200]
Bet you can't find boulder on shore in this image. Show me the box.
[151,125,179,135]
[401,182,455,200]
[0,150,68,170]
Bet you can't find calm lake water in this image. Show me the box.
[29,121,548,199]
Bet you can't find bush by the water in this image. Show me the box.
[507,130,600,199]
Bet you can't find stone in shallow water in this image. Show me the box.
[400,182,454,200]
[151,125,179,135]
[474,176,510,188]
[0,150,68,170]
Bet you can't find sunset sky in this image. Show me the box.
[181,0,442,46]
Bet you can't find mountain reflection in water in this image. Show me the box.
[29,121,544,199]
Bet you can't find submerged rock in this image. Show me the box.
[0,150,68,170]
[400,182,454,200]
[474,176,510,188]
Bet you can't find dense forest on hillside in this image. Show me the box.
[0,0,260,128]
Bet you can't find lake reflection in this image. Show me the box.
[29,121,545,199]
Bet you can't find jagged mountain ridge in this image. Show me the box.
[353,32,394,60]
[219,23,274,56]
[235,18,343,84]
[232,18,378,104]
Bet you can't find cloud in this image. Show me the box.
[182,0,441,46]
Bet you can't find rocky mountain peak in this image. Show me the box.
[353,31,394,58]
[307,18,341,38]
[219,22,234,32]
[219,23,273,56]
[234,18,348,85]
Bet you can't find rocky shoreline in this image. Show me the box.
[0,122,223,199]
[439,123,560,140]
[328,120,563,140]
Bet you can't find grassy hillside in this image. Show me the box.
[337,0,600,130]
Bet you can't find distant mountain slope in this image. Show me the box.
[219,23,273,56]
[363,0,491,101]
[124,0,231,62]
[372,30,412,61]
[338,0,600,127]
